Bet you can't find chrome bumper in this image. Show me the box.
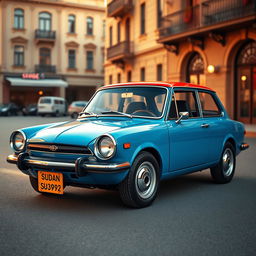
[7,154,130,176]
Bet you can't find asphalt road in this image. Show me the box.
[0,116,255,256]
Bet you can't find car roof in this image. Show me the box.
[102,82,215,92]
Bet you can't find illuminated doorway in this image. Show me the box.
[236,41,256,124]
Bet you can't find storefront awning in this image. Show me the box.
[6,77,68,87]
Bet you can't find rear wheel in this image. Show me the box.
[210,142,236,184]
[119,152,160,208]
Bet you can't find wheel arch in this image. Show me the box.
[223,136,236,154]
[134,147,163,177]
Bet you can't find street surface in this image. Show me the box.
[0,116,256,256]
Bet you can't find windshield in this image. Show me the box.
[84,86,167,118]
[39,98,52,104]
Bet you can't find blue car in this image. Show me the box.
[7,82,249,208]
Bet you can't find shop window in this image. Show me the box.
[14,45,24,66]
[39,12,51,31]
[68,49,76,68]
[68,15,76,33]
[86,17,93,35]
[14,8,24,29]
[86,51,94,70]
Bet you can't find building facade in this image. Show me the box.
[105,0,256,124]
[0,0,105,106]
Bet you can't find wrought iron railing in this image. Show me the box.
[35,64,56,73]
[35,29,56,40]
[159,0,255,39]
[107,41,133,60]
[107,0,133,17]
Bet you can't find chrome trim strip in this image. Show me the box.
[6,154,130,171]
[84,162,130,169]
[28,149,93,155]
[26,159,75,168]
[7,154,18,162]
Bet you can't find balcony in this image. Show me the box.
[35,64,56,73]
[107,41,134,63]
[107,0,133,18]
[35,29,56,45]
[158,0,256,44]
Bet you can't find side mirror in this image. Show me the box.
[175,111,189,124]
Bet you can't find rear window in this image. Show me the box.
[198,92,221,117]
[40,98,51,104]
[75,103,86,107]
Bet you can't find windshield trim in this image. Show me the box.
[81,85,169,120]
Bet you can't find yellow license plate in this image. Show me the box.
[38,171,64,195]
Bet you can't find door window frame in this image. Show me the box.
[167,88,223,121]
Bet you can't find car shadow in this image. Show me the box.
[24,171,215,212]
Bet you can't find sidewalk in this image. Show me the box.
[245,124,256,138]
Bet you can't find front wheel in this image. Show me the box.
[210,142,236,184]
[119,152,160,208]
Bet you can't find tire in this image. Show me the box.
[29,176,43,193]
[71,112,78,119]
[210,142,236,184]
[119,151,160,208]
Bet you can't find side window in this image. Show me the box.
[198,92,221,117]
[169,90,200,119]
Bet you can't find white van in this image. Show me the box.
[37,96,67,117]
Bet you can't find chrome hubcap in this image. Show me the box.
[135,161,156,199]
[222,148,234,177]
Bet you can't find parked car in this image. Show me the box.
[68,101,88,119]
[7,82,249,208]
[0,103,19,116]
[22,104,38,116]
[37,96,66,117]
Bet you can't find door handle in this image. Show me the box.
[201,123,210,128]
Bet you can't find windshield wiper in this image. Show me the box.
[101,111,132,119]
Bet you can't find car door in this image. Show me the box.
[196,90,226,162]
[166,89,213,171]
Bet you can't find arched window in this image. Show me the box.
[86,17,93,35]
[187,52,205,85]
[39,12,51,31]
[236,41,256,124]
[14,8,24,29]
[68,15,76,33]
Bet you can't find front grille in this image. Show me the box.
[27,143,92,155]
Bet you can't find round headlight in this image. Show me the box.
[95,135,116,160]
[10,131,26,152]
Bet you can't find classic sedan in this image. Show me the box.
[7,82,249,208]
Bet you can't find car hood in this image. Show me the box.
[30,118,150,146]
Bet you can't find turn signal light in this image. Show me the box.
[123,143,131,149]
